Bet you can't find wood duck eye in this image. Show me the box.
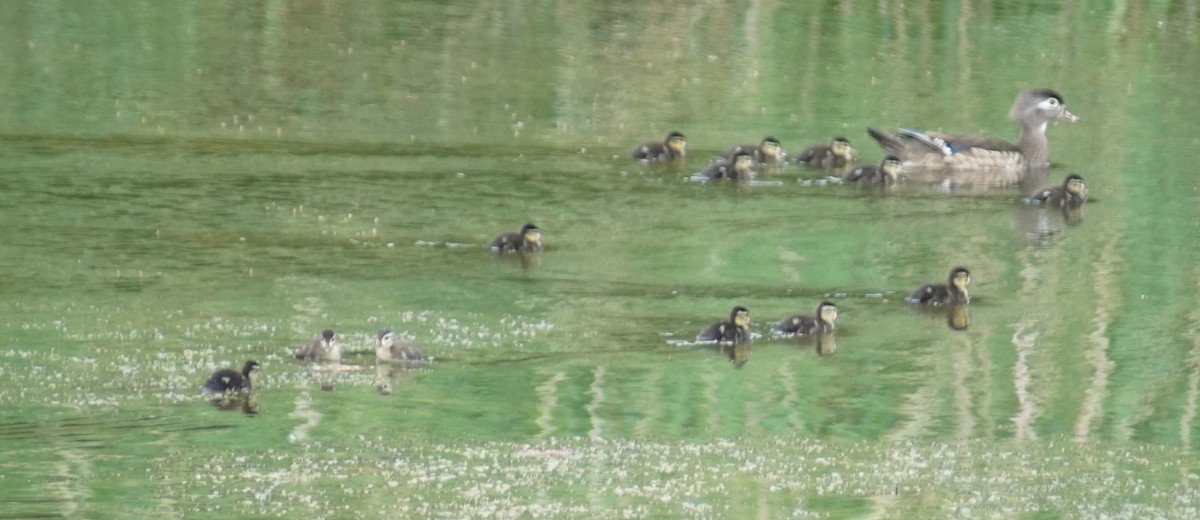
[1047,98,1059,106]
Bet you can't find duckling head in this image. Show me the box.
[520,223,542,247]
[320,329,335,345]
[731,306,750,328]
[733,152,755,175]
[950,267,972,290]
[1065,174,1086,196]
[831,137,852,158]
[760,136,783,159]
[817,301,839,325]
[881,155,902,179]
[666,131,687,155]
[242,360,261,386]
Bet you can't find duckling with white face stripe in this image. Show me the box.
[844,156,902,186]
[700,151,755,180]
[794,137,856,168]
[490,223,542,253]
[630,131,687,161]
[1029,174,1087,208]
[294,329,341,362]
[723,136,786,167]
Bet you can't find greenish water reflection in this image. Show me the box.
[3,0,1200,518]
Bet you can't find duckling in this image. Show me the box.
[293,329,341,362]
[774,300,839,335]
[1028,174,1087,208]
[697,306,751,342]
[907,267,972,305]
[793,137,856,168]
[844,156,902,186]
[375,328,424,362]
[201,360,261,394]
[723,136,786,166]
[490,223,542,253]
[630,131,687,161]
[700,151,755,180]
[868,88,1079,172]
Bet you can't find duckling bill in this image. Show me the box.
[630,131,687,161]
[697,306,751,342]
[201,360,261,394]
[774,301,838,335]
[294,329,341,362]
[490,223,542,253]
[907,267,971,305]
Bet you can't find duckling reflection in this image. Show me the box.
[374,362,417,396]
[697,306,751,343]
[814,332,837,356]
[630,131,687,162]
[715,340,751,368]
[294,329,340,362]
[794,137,856,169]
[699,152,755,180]
[947,304,970,331]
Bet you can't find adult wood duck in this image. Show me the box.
[294,329,341,362]
[1028,174,1087,208]
[844,155,902,185]
[700,151,755,180]
[375,328,424,362]
[793,137,856,168]
[723,136,785,166]
[774,300,838,335]
[907,267,971,305]
[697,306,751,342]
[201,360,261,394]
[490,223,542,253]
[867,89,1079,173]
[630,131,687,161]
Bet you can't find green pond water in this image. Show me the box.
[3,1,1200,518]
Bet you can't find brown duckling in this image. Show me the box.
[490,223,542,253]
[700,151,755,180]
[630,131,687,161]
[201,360,261,394]
[844,155,902,185]
[794,137,856,168]
[697,306,751,342]
[1028,174,1087,208]
[868,89,1078,172]
[294,329,340,362]
[723,136,785,166]
[774,301,838,335]
[907,267,972,305]
[375,328,424,362]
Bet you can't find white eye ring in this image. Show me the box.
[1047,98,1059,106]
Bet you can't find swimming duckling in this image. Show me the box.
[293,329,341,362]
[697,306,751,342]
[723,136,786,166]
[700,151,755,180]
[867,89,1078,172]
[630,131,687,161]
[375,328,424,362]
[490,223,542,253]
[844,156,902,186]
[774,301,839,335]
[201,360,261,394]
[1028,174,1087,208]
[794,137,855,168]
[907,267,972,305]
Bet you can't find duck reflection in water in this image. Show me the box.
[375,362,419,396]
[814,332,837,356]
[714,339,751,368]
